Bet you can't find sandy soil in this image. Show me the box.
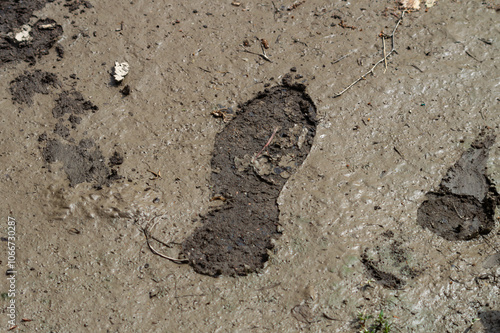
[1,0,499,332]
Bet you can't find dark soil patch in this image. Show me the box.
[109,151,124,166]
[52,90,99,119]
[64,0,93,13]
[417,132,499,241]
[0,18,63,67]
[54,122,71,139]
[11,69,119,188]
[9,70,60,105]
[0,0,51,34]
[182,75,317,276]
[479,311,500,333]
[361,253,406,290]
[42,138,117,188]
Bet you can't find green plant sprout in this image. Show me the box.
[357,309,392,333]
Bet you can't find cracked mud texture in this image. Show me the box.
[417,133,499,240]
[183,76,317,276]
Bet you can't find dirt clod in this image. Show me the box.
[9,70,60,105]
[52,90,99,119]
[0,18,63,67]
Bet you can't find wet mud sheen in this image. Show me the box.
[183,75,317,276]
[417,132,499,241]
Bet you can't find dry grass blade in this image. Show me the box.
[332,10,406,98]
[143,215,188,264]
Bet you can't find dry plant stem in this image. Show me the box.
[143,216,188,264]
[333,10,406,98]
[332,51,352,65]
[239,47,273,62]
[383,37,387,73]
[254,127,279,159]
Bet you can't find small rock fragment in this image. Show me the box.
[113,62,129,83]
[11,25,32,45]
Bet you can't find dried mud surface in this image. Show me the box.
[1,0,499,332]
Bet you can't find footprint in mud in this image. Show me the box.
[417,132,500,241]
[182,75,317,276]
[9,70,122,189]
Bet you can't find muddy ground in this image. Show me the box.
[1,0,499,332]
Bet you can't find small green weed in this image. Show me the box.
[357,310,392,333]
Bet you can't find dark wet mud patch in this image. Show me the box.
[417,132,499,241]
[360,234,421,290]
[64,0,94,13]
[182,75,317,276]
[0,0,51,34]
[361,252,406,290]
[479,311,500,333]
[0,18,63,67]
[52,90,99,120]
[42,138,119,188]
[9,70,60,105]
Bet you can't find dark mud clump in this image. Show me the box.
[9,70,60,105]
[417,132,499,241]
[0,0,50,34]
[0,18,63,67]
[54,122,70,138]
[361,252,406,290]
[183,75,317,276]
[42,138,117,188]
[64,0,94,13]
[52,90,99,119]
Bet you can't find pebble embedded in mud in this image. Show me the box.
[113,62,130,83]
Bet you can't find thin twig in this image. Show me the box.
[143,216,188,264]
[452,203,467,220]
[383,36,387,73]
[254,127,279,160]
[331,51,352,65]
[238,46,273,63]
[332,10,406,98]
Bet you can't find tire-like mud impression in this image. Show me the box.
[417,133,499,241]
[183,75,317,276]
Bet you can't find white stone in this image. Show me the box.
[113,62,130,82]
[13,25,32,44]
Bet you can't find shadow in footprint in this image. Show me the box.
[478,311,500,333]
[417,132,499,241]
[183,75,317,276]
